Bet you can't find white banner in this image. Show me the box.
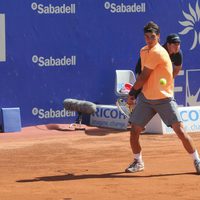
[90,105,129,130]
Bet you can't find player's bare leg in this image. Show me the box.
[172,122,195,153]
[125,124,144,173]
[130,124,143,154]
[172,122,200,174]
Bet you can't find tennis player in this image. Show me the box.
[135,33,183,78]
[126,21,200,174]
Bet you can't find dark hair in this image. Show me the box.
[143,21,160,35]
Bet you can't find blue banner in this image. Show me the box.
[0,0,199,126]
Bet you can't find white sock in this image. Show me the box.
[191,150,200,161]
[134,153,142,162]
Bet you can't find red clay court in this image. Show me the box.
[0,125,200,200]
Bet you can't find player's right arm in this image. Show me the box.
[132,66,153,90]
[127,67,153,105]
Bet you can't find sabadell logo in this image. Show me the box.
[31,2,76,14]
[32,55,76,67]
[32,107,75,119]
[104,2,146,13]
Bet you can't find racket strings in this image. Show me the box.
[116,98,134,118]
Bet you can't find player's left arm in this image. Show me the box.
[135,57,142,77]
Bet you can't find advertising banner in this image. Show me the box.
[0,0,199,126]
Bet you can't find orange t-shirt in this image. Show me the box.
[140,43,174,100]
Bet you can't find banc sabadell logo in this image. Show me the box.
[31,2,76,15]
[178,1,200,106]
[32,107,76,119]
[32,55,76,67]
[104,1,146,13]
[179,0,200,50]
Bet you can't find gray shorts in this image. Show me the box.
[129,93,182,128]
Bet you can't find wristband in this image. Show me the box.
[129,88,142,98]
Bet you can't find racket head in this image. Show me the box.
[116,98,134,118]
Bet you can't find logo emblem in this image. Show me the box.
[179,0,200,50]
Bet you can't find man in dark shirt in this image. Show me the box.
[135,33,182,78]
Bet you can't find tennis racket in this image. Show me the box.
[116,82,134,118]
[116,97,134,118]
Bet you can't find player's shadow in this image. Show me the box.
[16,171,196,183]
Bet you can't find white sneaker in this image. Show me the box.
[194,160,200,175]
[125,159,144,173]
